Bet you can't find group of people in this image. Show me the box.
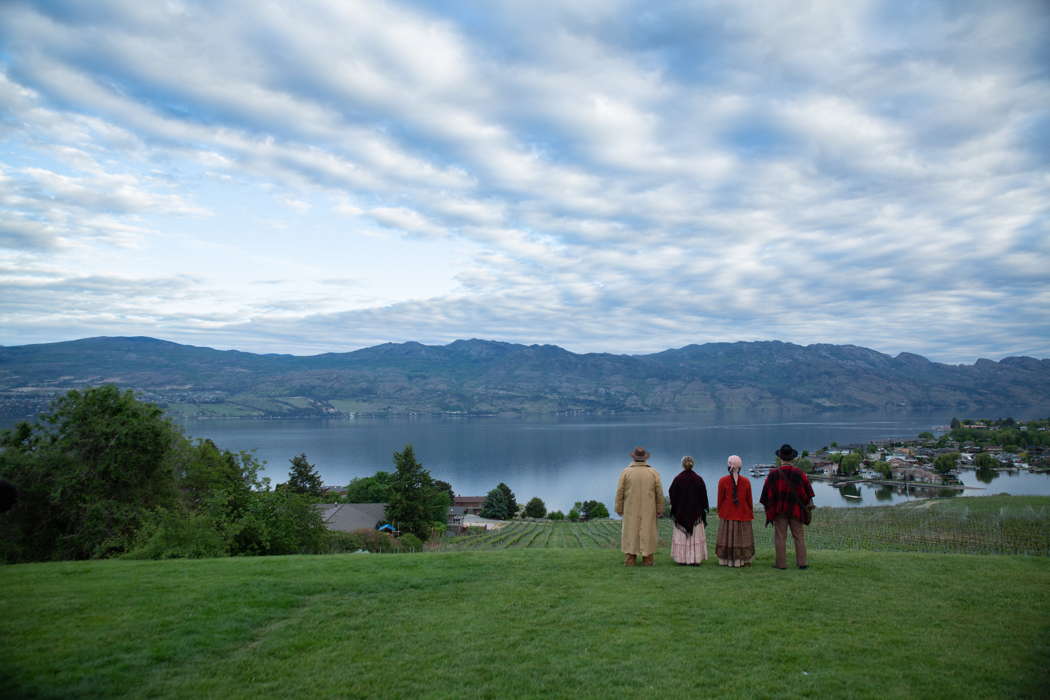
[613,444,814,569]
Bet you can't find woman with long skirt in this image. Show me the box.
[668,456,709,565]
[716,455,755,567]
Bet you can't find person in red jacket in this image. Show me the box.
[716,455,755,567]
[760,444,815,570]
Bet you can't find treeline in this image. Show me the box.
[947,417,1050,452]
[0,386,449,563]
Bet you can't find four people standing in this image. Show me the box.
[668,456,708,565]
[615,447,664,566]
[615,444,814,569]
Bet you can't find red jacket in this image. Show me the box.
[716,475,754,521]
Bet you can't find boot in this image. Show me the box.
[624,553,637,567]
[642,554,654,566]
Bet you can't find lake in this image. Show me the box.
[178,411,1050,513]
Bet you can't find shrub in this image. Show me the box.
[229,490,327,556]
[327,528,401,553]
[399,533,423,551]
[125,509,227,560]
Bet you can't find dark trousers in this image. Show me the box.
[773,516,807,568]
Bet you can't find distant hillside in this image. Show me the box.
[1,336,1048,418]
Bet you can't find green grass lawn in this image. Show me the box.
[2,547,1048,699]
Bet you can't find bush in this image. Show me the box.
[229,490,327,556]
[399,533,423,551]
[125,509,227,560]
[326,529,401,553]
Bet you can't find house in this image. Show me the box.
[811,459,837,476]
[453,496,487,515]
[890,467,943,484]
[314,503,388,533]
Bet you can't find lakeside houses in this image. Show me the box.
[890,466,944,484]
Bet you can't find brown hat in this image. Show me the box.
[630,446,650,461]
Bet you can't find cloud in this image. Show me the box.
[0,0,1046,363]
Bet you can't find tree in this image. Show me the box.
[568,506,581,521]
[548,510,565,520]
[344,471,394,503]
[873,460,892,479]
[0,385,182,561]
[950,417,962,430]
[480,482,517,520]
[524,497,546,518]
[974,452,998,469]
[796,457,814,473]
[918,431,934,440]
[284,453,324,498]
[385,445,447,540]
[839,453,862,476]
[933,452,960,475]
[581,500,609,519]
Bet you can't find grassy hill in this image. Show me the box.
[3,502,1049,698]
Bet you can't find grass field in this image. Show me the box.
[3,512,1050,697]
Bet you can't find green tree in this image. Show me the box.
[581,500,609,519]
[796,457,814,473]
[933,452,960,475]
[284,453,324,498]
[385,445,446,541]
[480,482,518,520]
[873,460,892,479]
[974,452,998,469]
[950,417,962,430]
[840,453,862,476]
[918,431,934,440]
[524,497,546,518]
[568,506,581,521]
[548,510,565,520]
[0,386,181,561]
[344,471,394,503]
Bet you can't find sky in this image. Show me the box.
[1,1,1048,364]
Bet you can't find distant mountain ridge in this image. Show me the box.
[0,336,1047,418]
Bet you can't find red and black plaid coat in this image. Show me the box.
[759,464,815,523]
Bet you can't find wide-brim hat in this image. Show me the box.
[775,444,799,461]
[630,446,650,461]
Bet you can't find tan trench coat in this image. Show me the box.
[615,461,665,556]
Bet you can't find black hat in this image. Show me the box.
[775,444,798,461]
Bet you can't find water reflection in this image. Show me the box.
[975,467,999,484]
[839,483,862,502]
[875,485,895,502]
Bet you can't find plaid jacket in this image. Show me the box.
[759,464,815,523]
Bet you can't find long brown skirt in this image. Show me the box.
[716,519,755,567]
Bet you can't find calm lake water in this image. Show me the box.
[179,411,1050,513]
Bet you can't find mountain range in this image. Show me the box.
[1,336,1047,419]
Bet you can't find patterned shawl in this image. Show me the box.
[759,464,815,524]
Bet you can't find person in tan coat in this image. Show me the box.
[615,447,665,566]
